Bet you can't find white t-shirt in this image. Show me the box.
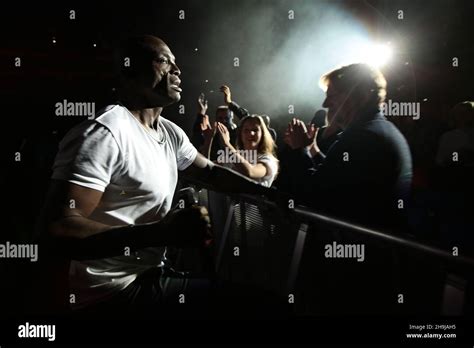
[51,104,198,308]
[256,154,279,187]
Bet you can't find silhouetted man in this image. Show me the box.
[284,63,412,229]
[284,63,413,315]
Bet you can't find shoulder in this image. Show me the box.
[53,111,124,180]
[258,153,278,162]
[257,153,279,170]
[160,117,190,147]
[256,153,279,185]
[345,114,403,144]
[63,104,135,141]
[160,117,186,136]
[94,104,135,134]
[56,105,130,158]
[60,118,115,147]
[92,104,146,153]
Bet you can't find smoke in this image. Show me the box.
[194,0,372,125]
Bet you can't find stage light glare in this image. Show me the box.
[364,43,393,68]
[341,40,394,69]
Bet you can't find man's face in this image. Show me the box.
[139,41,182,107]
[322,83,356,128]
[216,109,230,124]
[323,83,346,126]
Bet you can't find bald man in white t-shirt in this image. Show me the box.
[39,35,276,317]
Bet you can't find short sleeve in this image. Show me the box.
[51,122,123,192]
[257,154,279,187]
[172,123,198,171]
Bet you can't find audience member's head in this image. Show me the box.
[261,114,271,128]
[216,106,236,128]
[450,101,474,129]
[237,114,275,155]
[320,63,386,129]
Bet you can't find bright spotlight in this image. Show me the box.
[363,43,393,68]
[342,40,394,69]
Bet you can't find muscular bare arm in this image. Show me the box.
[45,180,110,239]
[180,153,275,197]
[40,180,209,260]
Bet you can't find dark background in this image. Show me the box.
[0,0,473,323]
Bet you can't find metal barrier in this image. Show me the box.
[180,179,474,315]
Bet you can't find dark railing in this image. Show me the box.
[180,179,474,315]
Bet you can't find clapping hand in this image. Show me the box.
[198,93,208,115]
[219,85,232,105]
[200,115,217,142]
[216,122,231,146]
[283,118,318,149]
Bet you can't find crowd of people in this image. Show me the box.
[192,85,279,188]
[36,35,474,317]
[193,64,412,231]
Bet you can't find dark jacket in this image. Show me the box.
[289,111,412,230]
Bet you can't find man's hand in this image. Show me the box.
[200,115,217,142]
[160,205,212,248]
[217,122,231,146]
[198,93,208,116]
[220,85,232,105]
[284,118,318,149]
[199,114,210,130]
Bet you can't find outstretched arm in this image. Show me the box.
[215,122,268,180]
[220,85,250,120]
[199,115,217,158]
[180,152,274,197]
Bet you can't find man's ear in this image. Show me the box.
[354,89,372,109]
